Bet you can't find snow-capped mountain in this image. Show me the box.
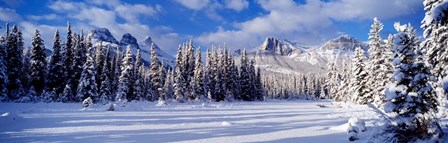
[239,35,367,75]
[87,28,175,67]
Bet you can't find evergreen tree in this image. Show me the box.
[255,67,264,101]
[46,30,65,96]
[29,29,47,94]
[116,46,133,103]
[62,22,74,84]
[95,45,104,91]
[150,44,162,101]
[382,24,443,142]
[350,47,370,104]
[60,84,72,103]
[133,66,145,101]
[326,62,338,99]
[99,51,112,104]
[204,48,212,101]
[76,48,98,102]
[0,35,8,101]
[192,49,205,101]
[69,33,86,100]
[174,46,185,102]
[240,49,252,101]
[111,48,122,97]
[214,49,225,102]
[161,69,173,103]
[367,17,385,105]
[6,25,24,100]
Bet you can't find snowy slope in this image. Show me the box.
[0,100,385,143]
[87,28,175,67]
[237,35,367,75]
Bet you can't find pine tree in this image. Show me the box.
[150,44,162,101]
[29,29,47,94]
[111,48,122,97]
[69,33,86,101]
[350,47,370,104]
[240,49,252,101]
[326,62,338,100]
[214,49,225,102]
[382,24,443,142]
[115,46,133,103]
[192,49,205,101]
[46,30,65,96]
[99,51,112,104]
[230,58,240,100]
[174,46,185,103]
[0,35,8,101]
[133,66,145,101]
[60,84,72,103]
[255,67,264,101]
[204,48,212,101]
[161,69,173,103]
[95,45,104,91]
[21,48,31,92]
[367,17,384,105]
[76,48,98,102]
[62,22,74,85]
[6,25,24,100]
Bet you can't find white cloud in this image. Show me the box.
[224,0,249,12]
[28,14,59,21]
[196,0,422,52]
[174,0,210,10]
[0,7,22,22]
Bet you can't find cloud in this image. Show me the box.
[28,14,59,21]
[196,0,422,52]
[174,0,249,20]
[174,0,210,10]
[0,7,22,22]
[224,0,249,12]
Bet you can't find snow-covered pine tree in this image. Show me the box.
[6,25,24,100]
[213,49,225,102]
[60,84,72,103]
[21,46,31,93]
[76,47,98,102]
[46,30,65,99]
[240,49,252,101]
[30,29,47,94]
[381,23,443,142]
[116,46,133,103]
[135,49,142,74]
[95,44,104,92]
[161,69,173,103]
[350,47,370,104]
[326,62,338,100]
[192,49,205,101]
[204,48,212,101]
[367,17,385,105]
[133,66,145,102]
[255,67,264,101]
[150,43,162,101]
[99,50,112,104]
[111,47,122,97]
[229,57,240,100]
[421,0,448,116]
[174,45,185,103]
[68,33,85,100]
[0,35,8,101]
[62,22,74,85]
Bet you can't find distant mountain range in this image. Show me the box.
[86,27,368,74]
[87,28,175,66]
[236,35,368,75]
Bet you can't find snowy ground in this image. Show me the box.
[0,100,396,143]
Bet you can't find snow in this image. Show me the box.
[0,100,388,142]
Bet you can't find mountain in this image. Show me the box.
[238,35,367,75]
[87,28,175,67]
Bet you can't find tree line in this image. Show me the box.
[0,23,264,104]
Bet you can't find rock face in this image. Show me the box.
[321,35,368,51]
[87,28,175,67]
[259,37,293,56]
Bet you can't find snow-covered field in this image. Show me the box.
[0,100,391,143]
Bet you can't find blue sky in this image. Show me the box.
[0,0,424,55]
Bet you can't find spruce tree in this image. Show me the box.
[116,46,133,103]
[350,47,370,104]
[204,48,212,101]
[133,66,145,101]
[69,33,86,99]
[47,30,65,96]
[6,25,24,100]
[240,49,251,101]
[62,22,74,84]
[174,46,185,103]
[30,29,47,94]
[99,51,112,104]
[76,48,98,102]
[95,45,104,91]
[214,49,225,102]
[0,36,8,101]
[382,24,443,142]
[150,44,162,101]
[192,49,205,101]
[367,17,384,105]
